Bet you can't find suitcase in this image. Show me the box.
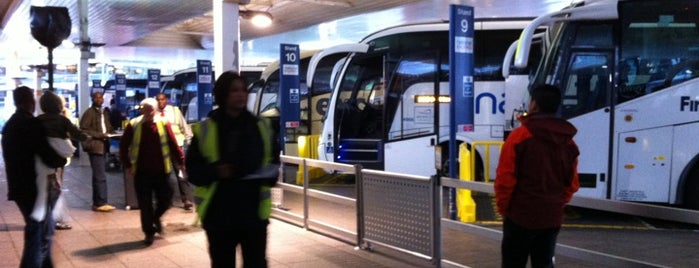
[123,170,139,210]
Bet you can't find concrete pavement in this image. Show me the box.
[0,158,432,268]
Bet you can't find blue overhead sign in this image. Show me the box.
[196,60,213,121]
[147,69,161,98]
[279,43,301,130]
[115,74,127,113]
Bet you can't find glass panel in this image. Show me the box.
[618,0,699,102]
[387,52,437,141]
[561,54,610,119]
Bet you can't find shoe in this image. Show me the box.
[92,204,116,212]
[144,233,154,246]
[55,222,72,230]
[154,220,164,235]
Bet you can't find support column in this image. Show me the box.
[78,0,91,165]
[213,0,240,77]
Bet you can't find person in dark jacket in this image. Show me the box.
[186,71,279,268]
[2,86,67,268]
[79,92,116,212]
[495,84,580,268]
[119,98,184,246]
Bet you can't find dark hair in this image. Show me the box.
[13,86,34,107]
[39,91,63,114]
[213,70,246,107]
[530,84,561,114]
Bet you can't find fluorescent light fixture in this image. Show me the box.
[414,95,451,104]
[241,10,273,28]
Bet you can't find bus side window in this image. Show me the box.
[561,53,610,119]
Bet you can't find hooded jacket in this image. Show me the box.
[495,113,580,229]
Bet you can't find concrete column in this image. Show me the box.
[213,0,241,77]
[78,0,91,166]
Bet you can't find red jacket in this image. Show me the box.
[495,113,580,229]
[119,120,184,176]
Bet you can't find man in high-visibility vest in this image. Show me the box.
[186,71,279,268]
[155,93,194,211]
[119,98,185,246]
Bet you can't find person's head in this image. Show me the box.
[213,71,247,115]
[91,92,104,107]
[140,98,158,122]
[13,86,35,113]
[156,93,168,110]
[39,91,63,115]
[529,84,561,114]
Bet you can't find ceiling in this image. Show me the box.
[0,0,570,69]
[0,0,422,49]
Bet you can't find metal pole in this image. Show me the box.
[432,175,442,267]
[302,159,309,229]
[47,48,54,92]
[355,164,364,248]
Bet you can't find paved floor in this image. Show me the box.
[0,157,433,268]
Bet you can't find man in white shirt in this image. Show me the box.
[155,93,194,211]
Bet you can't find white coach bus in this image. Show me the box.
[308,20,541,177]
[506,0,699,208]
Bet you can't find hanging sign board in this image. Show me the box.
[115,74,127,113]
[279,44,301,129]
[196,60,213,121]
[147,69,161,98]
[450,4,475,132]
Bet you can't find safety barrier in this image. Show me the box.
[273,154,695,267]
[295,135,327,185]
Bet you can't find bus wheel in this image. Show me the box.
[683,166,699,210]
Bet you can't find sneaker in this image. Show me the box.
[55,221,72,230]
[92,204,116,212]
[144,233,155,246]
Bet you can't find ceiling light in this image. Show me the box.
[241,10,273,28]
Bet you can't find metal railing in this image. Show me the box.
[273,155,697,267]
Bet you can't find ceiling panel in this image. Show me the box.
[0,0,420,49]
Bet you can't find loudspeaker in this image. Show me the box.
[30,6,72,49]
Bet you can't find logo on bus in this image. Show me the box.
[680,96,699,112]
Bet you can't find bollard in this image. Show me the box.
[457,143,477,222]
[296,135,327,185]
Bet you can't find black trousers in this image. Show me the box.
[205,224,268,268]
[501,218,560,268]
[134,173,173,234]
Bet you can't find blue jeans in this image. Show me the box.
[88,153,109,207]
[16,198,54,268]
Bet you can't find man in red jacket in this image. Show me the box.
[495,84,580,268]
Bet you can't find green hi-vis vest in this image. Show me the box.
[191,117,274,222]
[128,117,172,174]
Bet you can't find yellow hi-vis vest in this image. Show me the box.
[128,117,172,174]
[191,118,273,222]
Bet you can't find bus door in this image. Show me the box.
[560,51,613,199]
[307,44,369,163]
[383,51,442,176]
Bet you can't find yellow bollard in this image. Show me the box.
[457,143,477,223]
[296,135,327,185]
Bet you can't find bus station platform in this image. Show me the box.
[0,159,436,268]
[2,153,699,267]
